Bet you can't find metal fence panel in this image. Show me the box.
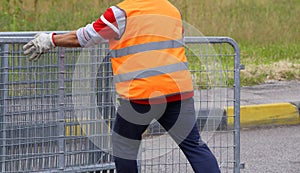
[0,32,241,173]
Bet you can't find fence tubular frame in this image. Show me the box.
[1,43,9,173]
[184,36,241,173]
[0,32,241,173]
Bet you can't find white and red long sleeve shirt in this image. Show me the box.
[76,6,126,47]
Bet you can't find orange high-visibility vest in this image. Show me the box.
[109,0,194,100]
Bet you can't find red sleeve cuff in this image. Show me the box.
[51,32,57,47]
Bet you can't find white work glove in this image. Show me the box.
[23,33,56,61]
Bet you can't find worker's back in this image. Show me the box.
[109,0,194,101]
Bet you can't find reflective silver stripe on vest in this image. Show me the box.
[110,39,184,58]
[114,62,188,83]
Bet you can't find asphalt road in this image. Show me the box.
[240,125,300,173]
[240,80,300,173]
[240,80,300,106]
[140,125,300,173]
[194,80,300,108]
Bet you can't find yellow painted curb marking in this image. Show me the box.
[227,103,300,126]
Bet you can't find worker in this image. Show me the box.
[23,0,221,172]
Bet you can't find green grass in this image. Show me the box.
[240,43,300,85]
[173,0,300,86]
[1,0,299,86]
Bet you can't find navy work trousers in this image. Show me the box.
[112,98,220,173]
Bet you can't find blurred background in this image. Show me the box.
[1,0,299,86]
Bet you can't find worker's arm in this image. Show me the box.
[23,6,125,61]
[53,31,81,47]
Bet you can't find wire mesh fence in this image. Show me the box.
[0,32,241,173]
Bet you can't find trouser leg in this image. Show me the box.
[157,98,220,173]
[112,113,148,173]
[178,124,221,173]
[112,100,165,173]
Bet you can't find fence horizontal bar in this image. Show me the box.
[0,31,237,46]
[36,163,116,173]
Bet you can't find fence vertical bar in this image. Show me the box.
[232,40,241,173]
[58,48,66,171]
[0,44,9,173]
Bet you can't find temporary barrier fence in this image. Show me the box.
[0,32,242,173]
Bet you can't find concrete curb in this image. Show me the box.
[227,102,300,127]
